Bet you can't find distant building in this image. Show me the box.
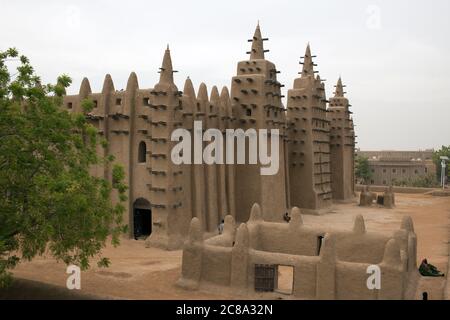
[356,150,436,186]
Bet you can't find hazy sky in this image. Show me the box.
[1,0,449,150]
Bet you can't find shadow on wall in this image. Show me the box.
[0,278,108,300]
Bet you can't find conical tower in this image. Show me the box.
[248,22,266,60]
[230,23,287,222]
[286,43,332,212]
[328,77,355,200]
[146,46,186,250]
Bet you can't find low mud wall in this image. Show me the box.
[355,184,437,194]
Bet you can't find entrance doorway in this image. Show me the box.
[276,265,294,295]
[133,198,151,240]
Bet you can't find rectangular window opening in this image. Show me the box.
[254,264,276,292]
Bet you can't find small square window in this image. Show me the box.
[392,169,396,173]
[246,109,252,117]
[93,100,98,108]
[116,98,122,106]
[67,102,73,109]
[143,97,150,106]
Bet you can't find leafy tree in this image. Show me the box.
[355,154,373,184]
[0,48,127,287]
[432,146,450,184]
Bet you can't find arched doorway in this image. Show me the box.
[133,198,151,240]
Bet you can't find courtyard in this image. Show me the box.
[10,192,450,300]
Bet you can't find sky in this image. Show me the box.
[1,0,449,150]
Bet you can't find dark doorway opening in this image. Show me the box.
[317,235,324,255]
[377,195,385,205]
[133,198,151,240]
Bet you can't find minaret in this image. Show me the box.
[328,77,355,200]
[230,23,287,222]
[286,43,332,212]
[146,46,186,250]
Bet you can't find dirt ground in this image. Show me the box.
[10,193,450,300]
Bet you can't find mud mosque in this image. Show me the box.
[63,24,356,249]
[59,22,425,300]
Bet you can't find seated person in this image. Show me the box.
[419,259,445,277]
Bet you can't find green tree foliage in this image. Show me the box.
[0,48,127,287]
[432,146,450,183]
[355,154,373,184]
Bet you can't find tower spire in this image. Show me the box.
[334,77,345,97]
[158,46,174,84]
[249,23,265,60]
[301,43,314,77]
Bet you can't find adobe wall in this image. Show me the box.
[178,203,419,300]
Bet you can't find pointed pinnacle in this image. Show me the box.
[334,77,344,97]
[301,43,314,77]
[158,46,174,84]
[210,85,220,103]
[183,77,196,99]
[197,82,208,101]
[249,23,265,60]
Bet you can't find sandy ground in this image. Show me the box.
[10,193,450,300]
